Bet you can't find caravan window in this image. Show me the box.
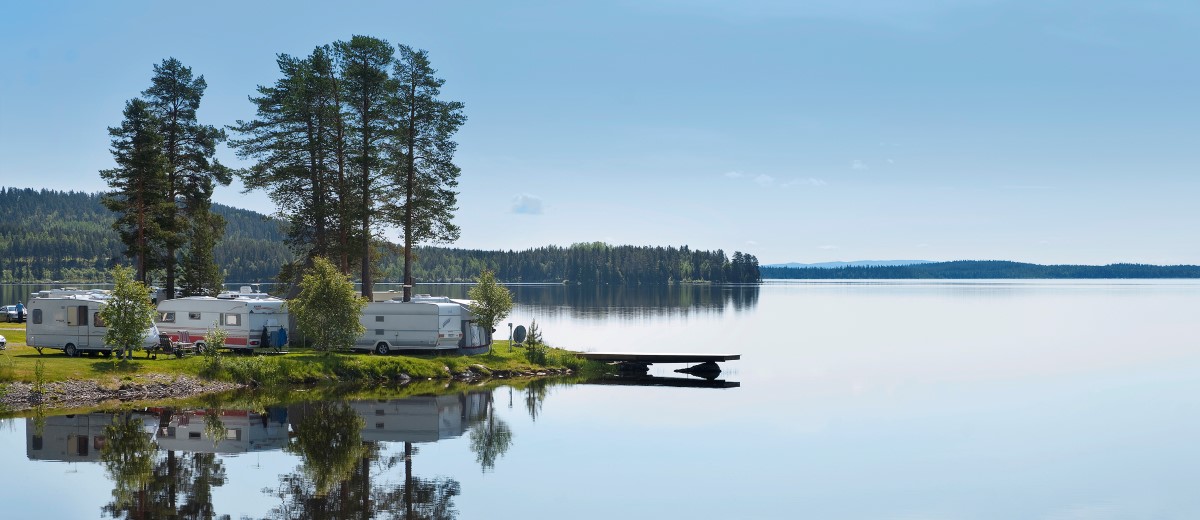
[222,313,242,326]
[67,305,88,326]
[158,312,175,323]
[93,312,106,328]
[188,312,201,320]
[32,309,42,324]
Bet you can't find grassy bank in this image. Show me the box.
[0,322,607,388]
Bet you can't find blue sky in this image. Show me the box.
[1,1,1197,265]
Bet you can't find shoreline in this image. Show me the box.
[1,367,577,414]
[1,374,245,413]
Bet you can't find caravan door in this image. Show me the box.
[65,304,91,348]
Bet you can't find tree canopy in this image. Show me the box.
[232,36,465,300]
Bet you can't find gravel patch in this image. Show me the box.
[1,375,244,413]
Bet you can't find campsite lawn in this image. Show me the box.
[0,322,596,386]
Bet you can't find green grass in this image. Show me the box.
[0,321,608,387]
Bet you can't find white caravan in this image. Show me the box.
[155,287,289,352]
[26,295,159,357]
[354,295,490,355]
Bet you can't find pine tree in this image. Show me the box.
[100,99,172,283]
[230,47,358,280]
[143,58,231,299]
[178,206,225,296]
[386,45,465,302]
[336,36,395,300]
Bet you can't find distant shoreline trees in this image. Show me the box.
[0,191,760,284]
[0,188,291,283]
[390,243,761,284]
[760,260,1200,279]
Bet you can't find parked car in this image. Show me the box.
[1,305,18,322]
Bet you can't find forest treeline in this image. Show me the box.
[0,188,760,284]
[0,187,293,282]
[394,243,761,284]
[761,260,1200,279]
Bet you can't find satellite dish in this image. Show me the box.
[513,325,527,344]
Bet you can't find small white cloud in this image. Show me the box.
[851,160,868,170]
[886,158,894,164]
[511,194,543,215]
[746,240,759,246]
[724,170,744,179]
[754,174,775,186]
[782,177,827,187]
[818,245,839,250]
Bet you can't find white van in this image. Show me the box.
[354,295,489,355]
[155,288,289,352]
[26,296,159,357]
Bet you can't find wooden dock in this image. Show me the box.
[576,352,740,380]
[575,352,740,363]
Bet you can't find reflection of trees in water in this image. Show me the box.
[404,284,761,319]
[375,442,461,520]
[266,401,370,518]
[288,402,368,497]
[524,379,551,422]
[175,452,227,519]
[468,397,512,472]
[100,409,230,519]
[269,398,468,519]
[100,411,159,518]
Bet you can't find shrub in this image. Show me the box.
[200,326,227,377]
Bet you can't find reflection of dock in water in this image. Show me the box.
[26,412,154,462]
[584,375,741,389]
[350,391,491,443]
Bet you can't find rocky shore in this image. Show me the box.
[1,374,244,413]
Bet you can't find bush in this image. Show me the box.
[200,326,227,378]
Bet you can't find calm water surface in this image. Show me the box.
[2,280,1200,519]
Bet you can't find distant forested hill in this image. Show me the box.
[0,187,292,282]
[761,260,1200,279]
[393,243,760,284]
[0,188,760,284]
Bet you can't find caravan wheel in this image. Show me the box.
[195,342,207,354]
[375,342,390,355]
[64,344,78,357]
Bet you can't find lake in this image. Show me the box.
[2,280,1200,519]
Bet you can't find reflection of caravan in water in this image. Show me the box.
[26,295,160,357]
[153,408,290,454]
[350,391,492,443]
[355,295,489,355]
[155,287,289,352]
[26,412,154,462]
